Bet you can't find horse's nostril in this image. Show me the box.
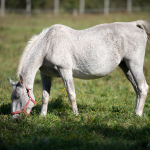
[12,118,19,122]
[12,114,19,120]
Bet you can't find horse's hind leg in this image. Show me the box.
[58,68,78,115]
[119,61,141,115]
[123,59,149,116]
[119,61,138,94]
[40,71,51,116]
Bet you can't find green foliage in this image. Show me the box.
[4,0,150,10]
[133,0,150,7]
[85,0,104,9]
[60,0,79,9]
[110,0,126,8]
[0,12,150,150]
[5,0,26,9]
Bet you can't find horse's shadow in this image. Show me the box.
[0,95,92,115]
[31,95,97,116]
[0,96,121,116]
[0,103,11,115]
[31,95,67,115]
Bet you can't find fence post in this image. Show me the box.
[79,0,85,14]
[26,0,31,16]
[1,0,5,17]
[104,0,109,15]
[127,0,132,13]
[73,9,78,29]
[54,0,59,15]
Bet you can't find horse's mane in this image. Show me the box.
[17,28,49,77]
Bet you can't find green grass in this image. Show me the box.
[1,12,150,150]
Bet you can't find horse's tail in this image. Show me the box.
[136,20,150,42]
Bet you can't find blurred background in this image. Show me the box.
[1,0,150,16]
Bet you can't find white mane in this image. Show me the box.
[17,28,49,77]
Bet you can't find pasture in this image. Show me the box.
[1,12,150,150]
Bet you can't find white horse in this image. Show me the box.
[9,20,150,119]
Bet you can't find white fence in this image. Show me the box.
[1,0,150,17]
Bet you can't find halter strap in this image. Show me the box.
[11,83,35,116]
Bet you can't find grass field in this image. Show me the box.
[1,12,150,150]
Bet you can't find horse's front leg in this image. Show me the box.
[58,68,78,115]
[40,71,51,116]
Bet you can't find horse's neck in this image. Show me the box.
[21,43,45,89]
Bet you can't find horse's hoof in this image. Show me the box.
[73,111,79,116]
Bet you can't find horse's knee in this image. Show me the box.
[42,90,49,104]
[68,92,76,100]
[141,85,148,96]
[136,81,148,96]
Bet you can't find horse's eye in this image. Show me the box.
[17,95,20,99]
[13,92,20,99]
[14,95,20,99]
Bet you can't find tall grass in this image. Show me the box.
[0,12,150,150]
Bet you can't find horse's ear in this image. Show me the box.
[19,74,24,85]
[9,78,16,86]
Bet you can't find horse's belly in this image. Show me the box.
[40,66,60,77]
[72,62,119,79]
[73,70,105,79]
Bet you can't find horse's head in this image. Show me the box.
[9,75,35,120]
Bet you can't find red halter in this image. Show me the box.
[11,84,35,116]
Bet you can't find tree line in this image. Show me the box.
[4,0,150,10]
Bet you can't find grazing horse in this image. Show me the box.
[9,20,150,119]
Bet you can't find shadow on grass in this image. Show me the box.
[32,95,107,116]
[1,121,150,150]
[0,136,117,150]
[0,103,11,115]
[31,95,71,116]
[1,97,150,150]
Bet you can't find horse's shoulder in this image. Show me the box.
[48,24,75,40]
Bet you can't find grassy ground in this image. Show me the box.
[0,12,150,150]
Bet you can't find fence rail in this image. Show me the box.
[3,7,150,14]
